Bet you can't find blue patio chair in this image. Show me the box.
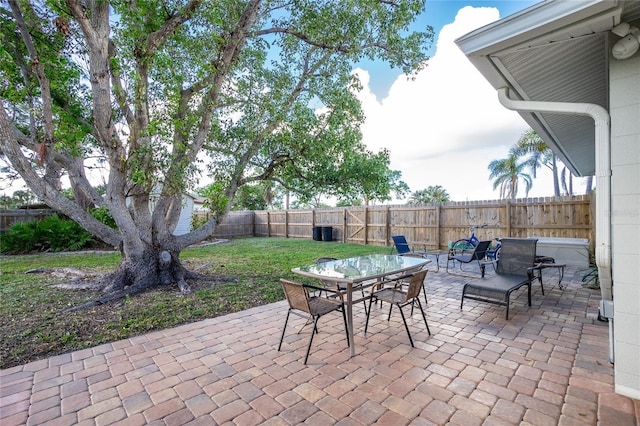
[392,235,427,257]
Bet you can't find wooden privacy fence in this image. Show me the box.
[0,209,56,233]
[206,195,593,250]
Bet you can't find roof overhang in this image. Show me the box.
[456,0,640,177]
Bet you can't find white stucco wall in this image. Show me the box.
[610,53,640,400]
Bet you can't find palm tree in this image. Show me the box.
[488,152,533,199]
[408,185,450,204]
[512,128,597,196]
[512,129,561,196]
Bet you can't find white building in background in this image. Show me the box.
[147,191,195,236]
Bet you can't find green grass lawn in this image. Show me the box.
[0,237,390,369]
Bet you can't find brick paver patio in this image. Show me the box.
[2,263,639,425]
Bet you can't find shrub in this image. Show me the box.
[0,214,94,254]
[191,213,208,230]
[90,206,117,229]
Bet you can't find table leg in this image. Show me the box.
[347,283,355,357]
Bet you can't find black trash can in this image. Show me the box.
[322,226,333,242]
[312,226,322,241]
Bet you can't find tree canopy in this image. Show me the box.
[0,0,433,297]
[488,152,532,200]
[491,128,592,199]
[407,185,450,204]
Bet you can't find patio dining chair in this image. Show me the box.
[364,270,430,347]
[278,279,349,364]
[315,257,369,315]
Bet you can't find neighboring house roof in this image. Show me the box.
[455,0,640,177]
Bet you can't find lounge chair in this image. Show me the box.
[460,238,537,319]
[447,240,492,274]
[392,235,428,257]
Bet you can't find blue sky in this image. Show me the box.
[361,1,539,100]
[352,0,590,202]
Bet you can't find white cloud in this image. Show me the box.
[353,6,562,202]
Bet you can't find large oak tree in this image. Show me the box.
[0,0,432,301]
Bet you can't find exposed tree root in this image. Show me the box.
[27,250,239,312]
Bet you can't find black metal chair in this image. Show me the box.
[364,270,430,347]
[278,279,349,364]
[460,238,538,319]
[447,240,492,274]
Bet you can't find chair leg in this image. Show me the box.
[360,288,369,316]
[278,310,292,351]
[460,285,467,310]
[304,316,320,364]
[410,283,428,315]
[387,303,393,321]
[340,307,350,347]
[364,295,375,333]
[397,304,414,347]
[414,299,431,335]
[422,284,428,305]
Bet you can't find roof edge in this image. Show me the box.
[455,0,621,55]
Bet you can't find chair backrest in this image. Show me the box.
[280,279,312,314]
[404,270,428,300]
[392,235,411,255]
[471,240,492,260]
[496,238,537,276]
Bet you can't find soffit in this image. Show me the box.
[456,0,640,177]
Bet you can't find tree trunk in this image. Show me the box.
[585,175,594,194]
[552,155,561,196]
[66,245,197,311]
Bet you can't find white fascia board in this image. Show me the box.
[455,0,619,56]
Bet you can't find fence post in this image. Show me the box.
[385,206,391,247]
[267,211,271,237]
[436,205,441,249]
[343,208,347,243]
[505,200,512,237]
[285,210,288,238]
[363,206,368,245]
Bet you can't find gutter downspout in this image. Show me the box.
[497,87,613,299]
[498,87,614,363]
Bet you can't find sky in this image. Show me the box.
[353,0,590,203]
[3,1,590,204]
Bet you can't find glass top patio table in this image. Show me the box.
[292,254,430,357]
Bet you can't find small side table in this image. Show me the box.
[533,260,567,292]
[425,250,447,272]
[400,250,446,272]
